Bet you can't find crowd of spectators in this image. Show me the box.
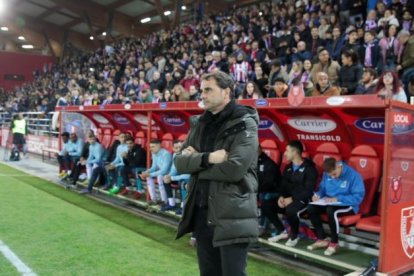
[1,0,414,114]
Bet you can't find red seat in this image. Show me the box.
[356,198,381,233]
[260,139,280,165]
[331,145,381,226]
[96,128,103,142]
[111,129,121,145]
[312,143,342,185]
[177,134,187,143]
[134,131,146,148]
[161,133,174,153]
[101,129,112,148]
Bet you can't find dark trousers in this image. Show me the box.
[57,155,79,173]
[108,166,132,188]
[193,207,248,276]
[307,205,354,243]
[261,198,306,239]
[71,162,84,184]
[87,163,106,191]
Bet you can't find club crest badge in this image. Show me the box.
[391,176,402,204]
[359,159,367,168]
[401,161,409,172]
[401,206,414,259]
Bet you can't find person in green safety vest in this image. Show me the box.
[11,113,28,157]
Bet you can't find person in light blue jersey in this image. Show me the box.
[105,133,129,194]
[80,135,105,194]
[139,139,172,204]
[307,157,365,256]
[160,140,190,213]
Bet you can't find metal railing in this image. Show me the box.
[0,111,58,137]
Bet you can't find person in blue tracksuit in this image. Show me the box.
[160,140,190,213]
[307,157,365,256]
[139,139,172,204]
[80,135,105,194]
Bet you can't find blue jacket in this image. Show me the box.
[87,142,104,165]
[170,153,190,182]
[148,148,172,177]
[67,139,84,157]
[316,162,365,213]
[111,143,128,167]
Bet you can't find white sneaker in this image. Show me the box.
[267,231,289,243]
[285,237,300,247]
[324,243,339,256]
[307,238,330,251]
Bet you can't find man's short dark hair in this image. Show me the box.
[323,157,337,172]
[125,137,134,143]
[288,140,303,155]
[201,71,234,97]
[62,132,69,138]
[150,139,161,144]
[173,140,182,144]
[364,68,377,78]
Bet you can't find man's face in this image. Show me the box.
[88,136,96,145]
[173,142,182,153]
[362,71,373,83]
[119,133,126,144]
[62,135,69,143]
[70,133,77,142]
[284,145,297,162]
[327,164,342,179]
[364,32,373,43]
[200,78,230,114]
[317,74,329,87]
[319,50,330,63]
[126,140,134,150]
[149,143,161,154]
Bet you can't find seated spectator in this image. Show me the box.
[180,69,200,92]
[291,41,312,62]
[253,66,269,98]
[287,61,303,85]
[397,31,414,86]
[311,48,341,85]
[238,81,263,99]
[188,85,200,101]
[172,84,190,101]
[139,139,172,204]
[364,10,378,31]
[355,68,378,95]
[268,78,289,98]
[161,140,190,213]
[311,72,341,97]
[301,59,314,96]
[265,140,318,247]
[152,88,162,103]
[338,50,363,95]
[374,70,408,102]
[268,59,288,86]
[326,27,346,62]
[80,135,105,194]
[120,137,147,199]
[307,158,365,256]
[138,87,153,103]
[161,89,174,102]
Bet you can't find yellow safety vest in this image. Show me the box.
[12,119,26,135]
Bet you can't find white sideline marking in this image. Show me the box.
[0,174,32,177]
[0,240,37,276]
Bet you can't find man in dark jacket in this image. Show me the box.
[263,140,318,247]
[175,71,259,276]
[120,137,147,199]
